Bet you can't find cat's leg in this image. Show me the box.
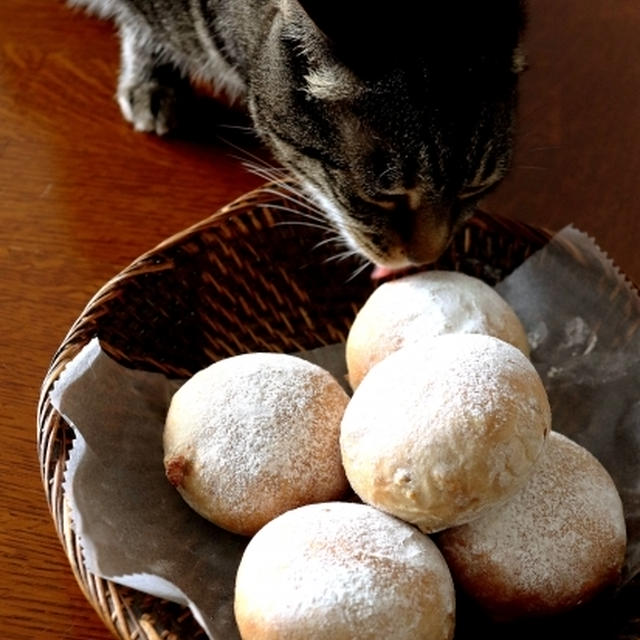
[116,21,189,136]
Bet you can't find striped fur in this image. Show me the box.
[73,0,526,267]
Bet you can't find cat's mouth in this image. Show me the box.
[355,223,452,269]
[336,201,469,272]
[301,179,473,270]
[370,264,416,280]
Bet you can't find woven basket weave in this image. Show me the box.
[37,184,639,640]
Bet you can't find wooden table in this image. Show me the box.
[1,1,638,638]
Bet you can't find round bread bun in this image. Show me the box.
[234,501,456,640]
[346,270,529,389]
[340,333,551,533]
[436,431,627,621]
[163,352,350,536]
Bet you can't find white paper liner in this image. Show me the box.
[50,225,640,638]
[494,226,640,583]
[51,342,245,639]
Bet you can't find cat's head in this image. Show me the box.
[247,0,526,269]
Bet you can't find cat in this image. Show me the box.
[71,0,526,270]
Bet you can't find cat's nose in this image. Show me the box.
[400,210,452,265]
[380,194,453,266]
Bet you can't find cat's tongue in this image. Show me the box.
[370,265,397,280]
[371,263,422,280]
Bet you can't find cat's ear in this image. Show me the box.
[294,0,403,56]
[305,64,361,101]
[294,0,527,65]
[291,0,433,70]
[294,0,362,45]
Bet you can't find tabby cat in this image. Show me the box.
[72,0,526,269]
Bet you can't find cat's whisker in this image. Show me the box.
[216,146,342,231]
[314,237,372,284]
[246,167,314,201]
[244,171,333,217]
[273,220,335,233]
[241,158,289,179]
[312,231,353,254]
[261,197,319,217]
[345,259,373,283]
[243,166,328,213]
[266,201,335,231]
[216,123,256,134]
[241,161,290,185]
[222,146,306,198]
[313,234,348,251]
[323,248,362,263]
[260,188,326,218]
[267,203,356,259]
[218,135,277,170]
[240,163,321,209]
[263,202,329,226]
[232,156,323,214]
[275,184,326,210]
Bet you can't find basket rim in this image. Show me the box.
[42,181,556,384]
[35,183,574,640]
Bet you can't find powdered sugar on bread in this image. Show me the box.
[163,353,350,535]
[234,502,456,640]
[346,270,530,389]
[341,334,551,533]
[437,431,627,619]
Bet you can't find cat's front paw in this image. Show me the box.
[117,79,179,136]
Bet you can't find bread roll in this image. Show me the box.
[346,270,529,389]
[163,352,350,535]
[436,431,627,620]
[234,502,456,640]
[340,333,551,533]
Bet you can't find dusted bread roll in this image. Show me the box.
[436,431,627,621]
[234,502,456,640]
[340,334,551,533]
[163,353,350,536]
[346,270,529,389]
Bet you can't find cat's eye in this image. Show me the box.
[371,194,406,211]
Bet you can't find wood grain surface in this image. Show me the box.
[1,1,638,638]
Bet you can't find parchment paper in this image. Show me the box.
[494,226,640,582]
[50,225,640,638]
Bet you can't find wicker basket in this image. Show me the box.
[37,184,639,640]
